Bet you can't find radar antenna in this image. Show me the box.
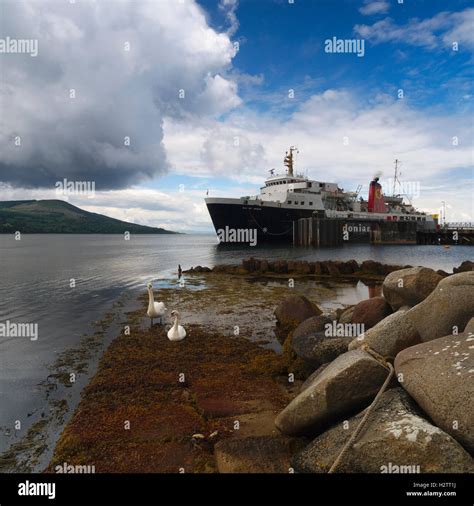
[393,159,402,196]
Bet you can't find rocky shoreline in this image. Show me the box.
[46,259,473,473]
[270,260,474,473]
[185,258,473,279]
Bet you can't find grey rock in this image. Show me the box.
[383,267,443,311]
[453,260,474,274]
[292,315,332,341]
[397,305,412,312]
[351,296,392,329]
[464,317,474,335]
[406,272,474,342]
[274,295,322,332]
[275,349,389,436]
[395,333,474,452]
[300,363,329,392]
[348,310,421,360]
[292,388,473,473]
[339,306,355,324]
[292,329,352,369]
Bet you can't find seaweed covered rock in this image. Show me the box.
[242,257,257,272]
[348,309,421,360]
[395,333,474,452]
[274,295,322,333]
[325,262,341,277]
[382,267,443,311]
[453,260,474,273]
[258,259,269,272]
[336,260,359,275]
[291,316,354,369]
[294,261,311,275]
[338,306,355,324]
[360,260,385,275]
[292,331,352,369]
[214,435,306,473]
[273,260,288,273]
[351,296,392,330]
[275,349,388,436]
[406,272,474,342]
[292,388,474,473]
[292,315,332,340]
[359,261,404,276]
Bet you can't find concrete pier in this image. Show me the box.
[293,218,344,247]
[418,223,474,245]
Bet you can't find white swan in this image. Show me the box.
[167,310,186,341]
[147,282,166,326]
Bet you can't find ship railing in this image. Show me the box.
[443,222,474,230]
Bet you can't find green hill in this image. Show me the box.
[0,200,177,234]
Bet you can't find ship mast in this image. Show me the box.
[393,159,401,196]
[284,146,298,177]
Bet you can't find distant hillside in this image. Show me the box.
[0,200,177,234]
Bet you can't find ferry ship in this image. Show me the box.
[205,147,436,243]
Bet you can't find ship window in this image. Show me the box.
[288,201,292,205]
[301,201,304,205]
[309,202,313,206]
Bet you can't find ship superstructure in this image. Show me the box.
[205,147,435,243]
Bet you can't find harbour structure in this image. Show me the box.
[205,147,437,245]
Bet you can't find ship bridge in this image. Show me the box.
[260,147,338,202]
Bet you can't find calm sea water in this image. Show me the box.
[0,234,471,470]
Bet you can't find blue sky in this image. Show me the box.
[199,0,473,113]
[158,0,473,189]
[1,0,473,230]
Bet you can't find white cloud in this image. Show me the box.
[355,8,474,50]
[359,1,390,16]
[164,89,471,182]
[162,88,473,222]
[0,0,240,189]
[1,2,472,229]
[219,0,240,37]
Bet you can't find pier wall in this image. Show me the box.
[371,221,417,245]
[293,218,419,247]
[293,218,344,247]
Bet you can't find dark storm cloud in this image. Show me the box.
[0,0,239,189]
